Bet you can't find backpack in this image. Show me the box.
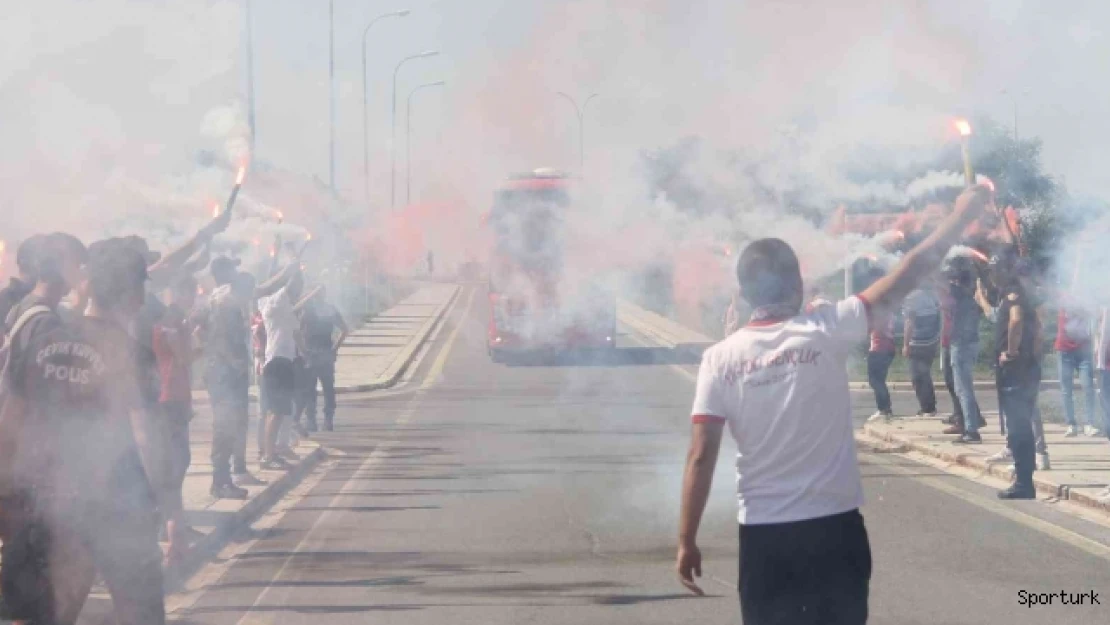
[0,305,53,383]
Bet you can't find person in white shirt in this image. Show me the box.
[257,268,304,470]
[676,185,995,624]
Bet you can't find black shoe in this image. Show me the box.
[953,432,982,444]
[210,483,249,500]
[997,483,1036,500]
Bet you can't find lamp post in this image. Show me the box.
[555,91,599,175]
[391,50,439,209]
[406,81,445,205]
[361,9,410,207]
[245,0,256,150]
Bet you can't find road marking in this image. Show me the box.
[864,451,1110,561]
[420,286,477,390]
[234,400,422,625]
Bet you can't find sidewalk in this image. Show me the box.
[167,284,458,580]
[168,404,323,584]
[617,299,715,353]
[334,283,459,393]
[863,417,1110,513]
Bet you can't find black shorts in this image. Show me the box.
[262,357,296,416]
[739,509,871,625]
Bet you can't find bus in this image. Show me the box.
[485,169,616,362]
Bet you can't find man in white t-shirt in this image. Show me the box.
[257,269,304,470]
[676,185,994,624]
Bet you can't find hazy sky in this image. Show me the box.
[3,0,1110,248]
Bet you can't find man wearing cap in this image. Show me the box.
[0,235,46,339]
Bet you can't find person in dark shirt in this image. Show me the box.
[0,235,46,338]
[0,232,87,624]
[988,251,1041,499]
[296,287,349,432]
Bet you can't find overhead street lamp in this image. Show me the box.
[406,81,445,205]
[361,9,410,207]
[391,50,439,209]
[555,91,599,175]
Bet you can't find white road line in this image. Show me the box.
[234,400,422,625]
[233,288,475,624]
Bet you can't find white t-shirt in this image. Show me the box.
[258,286,298,364]
[690,296,870,525]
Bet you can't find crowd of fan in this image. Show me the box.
[862,250,1110,502]
[0,211,349,625]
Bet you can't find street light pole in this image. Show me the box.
[1000,88,1029,142]
[328,0,336,193]
[361,10,410,208]
[245,0,256,151]
[391,50,439,209]
[406,81,445,205]
[556,91,598,175]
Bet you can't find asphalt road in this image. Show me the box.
[167,284,1110,624]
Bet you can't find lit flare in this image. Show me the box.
[954,119,972,137]
[235,165,247,186]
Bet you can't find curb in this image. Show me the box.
[849,380,1071,392]
[333,285,460,395]
[859,425,1110,516]
[165,445,327,588]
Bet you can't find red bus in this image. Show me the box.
[485,169,616,361]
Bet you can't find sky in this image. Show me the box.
[3,0,1110,283]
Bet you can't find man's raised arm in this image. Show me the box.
[149,209,231,283]
[860,185,993,320]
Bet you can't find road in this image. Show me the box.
[168,284,1110,624]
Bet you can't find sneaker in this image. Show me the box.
[921,411,938,419]
[953,431,982,444]
[210,483,249,500]
[1084,425,1104,438]
[997,483,1036,500]
[986,448,1013,463]
[942,424,965,435]
[276,446,300,461]
[1038,453,1051,471]
[293,421,310,439]
[867,411,893,423]
[1064,425,1080,437]
[260,457,291,471]
[233,472,267,487]
[323,420,334,432]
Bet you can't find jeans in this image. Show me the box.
[867,351,894,414]
[909,344,938,414]
[941,347,963,423]
[208,374,249,486]
[304,361,337,425]
[1058,348,1098,428]
[950,342,982,434]
[998,364,1039,488]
